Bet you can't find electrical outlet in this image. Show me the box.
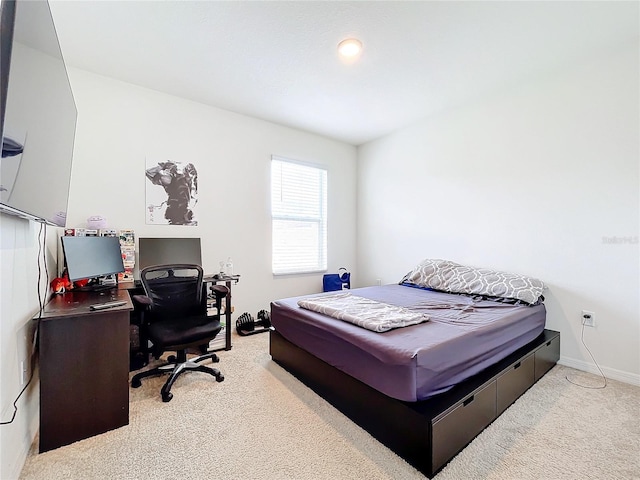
[581,310,596,327]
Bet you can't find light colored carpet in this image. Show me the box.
[19,331,640,480]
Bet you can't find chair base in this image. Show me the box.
[131,350,224,402]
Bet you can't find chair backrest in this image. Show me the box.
[140,264,205,319]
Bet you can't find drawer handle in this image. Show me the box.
[513,361,521,370]
[463,395,474,407]
[546,341,552,346]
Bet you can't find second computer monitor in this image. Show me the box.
[138,237,202,273]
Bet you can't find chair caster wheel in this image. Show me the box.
[212,356,220,363]
[162,392,173,402]
[131,378,142,388]
[216,374,224,383]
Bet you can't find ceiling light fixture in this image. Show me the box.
[338,38,363,58]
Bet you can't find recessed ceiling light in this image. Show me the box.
[338,38,363,58]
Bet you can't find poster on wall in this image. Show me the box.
[145,158,199,225]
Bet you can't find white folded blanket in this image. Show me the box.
[297,292,429,332]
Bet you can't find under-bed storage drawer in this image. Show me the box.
[535,333,560,381]
[496,353,535,415]
[431,381,497,473]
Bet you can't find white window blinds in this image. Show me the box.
[271,156,327,275]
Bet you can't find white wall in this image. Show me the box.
[357,42,639,384]
[0,215,60,479]
[65,68,358,316]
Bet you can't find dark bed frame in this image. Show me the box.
[270,328,560,478]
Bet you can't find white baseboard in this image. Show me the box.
[559,356,640,387]
[1,419,36,480]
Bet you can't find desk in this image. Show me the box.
[204,274,240,352]
[36,288,132,452]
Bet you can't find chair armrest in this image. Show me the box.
[132,295,152,308]
[210,285,229,300]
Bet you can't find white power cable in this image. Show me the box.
[565,319,607,389]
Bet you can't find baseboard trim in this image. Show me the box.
[559,356,640,386]
[2,411,37,480]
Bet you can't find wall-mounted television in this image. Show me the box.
[61,236,125,284]
[0,0,76,226]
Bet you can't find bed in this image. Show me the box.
[269,260,560,477]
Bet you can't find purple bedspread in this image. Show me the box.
[270,284,546,402]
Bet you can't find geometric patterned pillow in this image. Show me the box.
[400,259,545,305]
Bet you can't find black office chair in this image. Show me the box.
[130,264,228,402]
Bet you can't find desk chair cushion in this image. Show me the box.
[148,316,221,351]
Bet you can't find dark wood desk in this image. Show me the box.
[36,288,132,452]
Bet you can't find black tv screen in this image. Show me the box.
[138,238,202,274]
[0,0,76,226]
[61,236,125,282]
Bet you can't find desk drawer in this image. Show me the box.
[496,353,535,415]
[432,381,497,472]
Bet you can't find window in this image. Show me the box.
[271,156,327,275]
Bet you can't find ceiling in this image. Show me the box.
[47,1,639,146]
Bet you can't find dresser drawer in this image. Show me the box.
[496,353,535,415]
[535,333,560,381]
[432,381,497,472]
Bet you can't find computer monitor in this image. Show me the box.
[61,236,125,282]
[138,237,202,274]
